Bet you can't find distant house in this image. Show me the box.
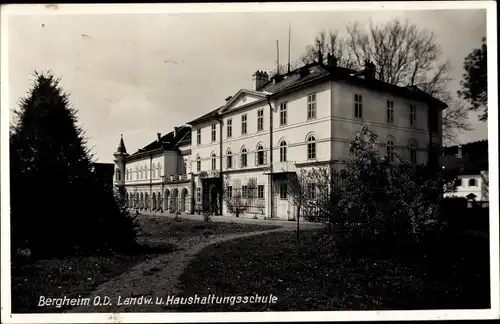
[441,140,488,203]
[93,162,115,193]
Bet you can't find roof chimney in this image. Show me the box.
[252,70,269,91]
[457,145,463,158]
[173,127,178,138]
[298,66,309,78]
[327,53,338,67]
[225,96,232,102]
[364,60,376,79]
[157,133,161,142]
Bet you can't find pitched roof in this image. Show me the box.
[115,135,128,155]
[128,125,192,159]
[187,105,224,125]
[260,63,447,109]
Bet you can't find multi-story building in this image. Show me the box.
[114,55,447,219]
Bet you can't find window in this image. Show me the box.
[307,135,316,160]
[241,148,248,168]
[196,187,201,202]
[468,179,477,187]
[455,178,463,187]
[257,109,264,131]
[227,118,232,138]
[115,169,121,181]
[280,140,287,162]
[387,101,394,124]
[145,168,148,180]
[241,114,247,135]
[183,162,187,173]
[226,149,233,169]
[211,153,217,170]
[279,102,287,126]
[152,167,156,178]
[256,144,265,165]
[307,183,316,199]
[279,183,288,199]
[242,185,248,198]
[386,139,394,162]
[409,105,416,127]
[354,94,363,119]
[196,155,201,172]
[211,124,217,142]
[307,93,317,119]
[258,185,265,199]
[227,186,233,198]
[125,170,128,181]
[197,129,201,145]
[409,140,417,164]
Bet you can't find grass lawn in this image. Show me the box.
[138,216,280,239]
[174,229,490,311]
[11,216,279,313]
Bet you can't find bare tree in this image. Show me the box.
[298,19,471,141]
[300,29,357,69]
[222,175,257,218]
[286,169,311,241]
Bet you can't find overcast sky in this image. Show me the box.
[6,6,488,163]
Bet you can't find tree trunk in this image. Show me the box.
[297,205,301,241]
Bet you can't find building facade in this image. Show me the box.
[114,57,447,219]
[442,140,489,203]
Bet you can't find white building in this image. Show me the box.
[442,141,489,203]
[114,56,447,219]
[443,171,489,202]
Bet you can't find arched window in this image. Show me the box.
[256,144,265,166]
[409,140,418,164]
[211,153,217,171]
[145,166,148,180]
[279,140,287,162]
[152,165,156,178]
[196,154,201,172]
[226,149,233,169]
[241,147,248,168]
[468,178,477,187]
[307,135,316,160]
[386,138,395,162]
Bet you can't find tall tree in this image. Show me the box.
[10,71,138,258]
[457,37,488,121]
[299,19,471,143]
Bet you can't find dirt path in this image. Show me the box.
[68,228,290,313]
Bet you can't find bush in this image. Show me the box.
[307,126,456,253]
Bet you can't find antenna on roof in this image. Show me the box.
[287,21,291,73]
[276,40,280,75]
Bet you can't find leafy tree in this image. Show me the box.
[10,71,138,258]
[458,37,488,121]
[303,126,456,253]
[298,19,471,143]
